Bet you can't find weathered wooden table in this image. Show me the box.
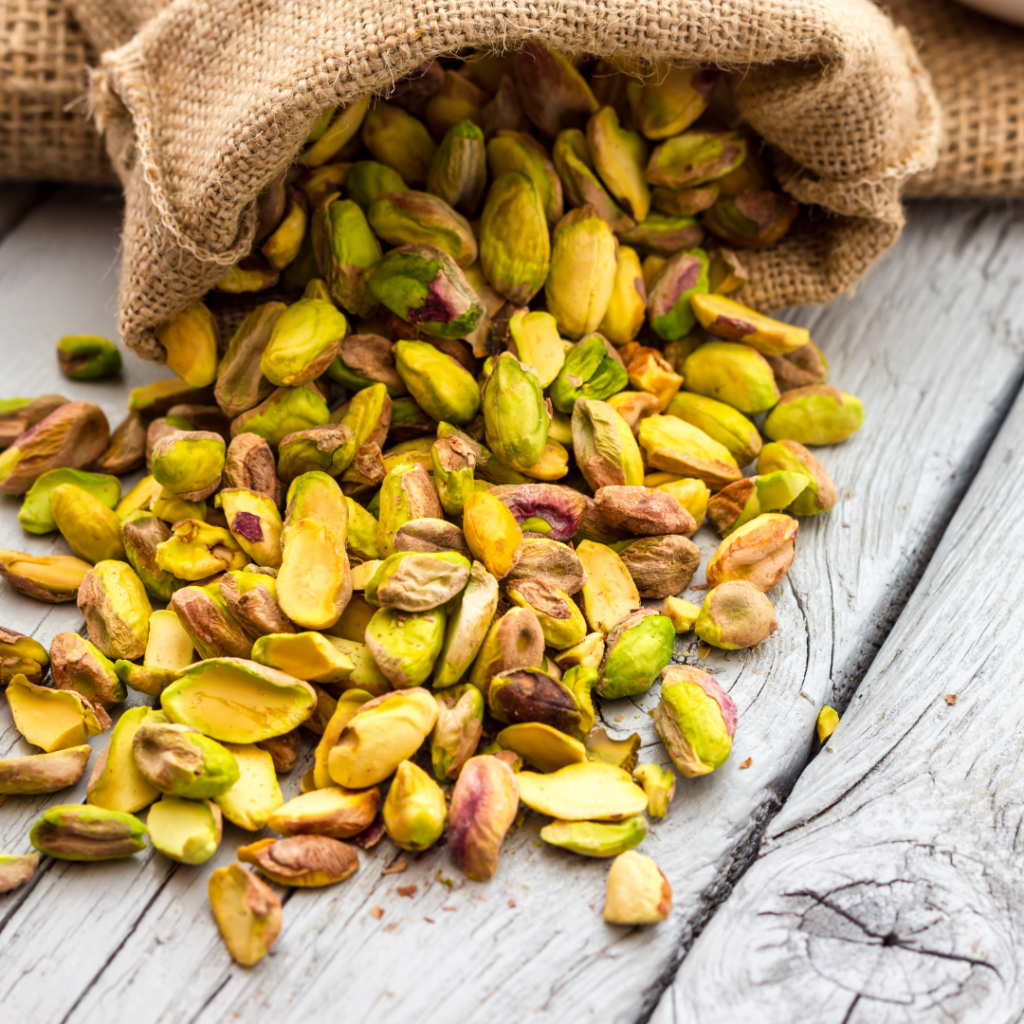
[1,186,1022,1024]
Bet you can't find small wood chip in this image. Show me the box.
[739,757,753,769]
[382,856,408,875]
[697,644,711,659]
[424,917,435,924]
[371,906,384,920]
[396,884,417,898]
[442,905,457,912]
[945,693,957,705]
[508,898,517,908]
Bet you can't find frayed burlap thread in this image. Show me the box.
[83,0,941,361]
[0,0,114,183]
[891,0,1024,199]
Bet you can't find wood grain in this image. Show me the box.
[654,284,1024,1024]
[0,198,1022,1024]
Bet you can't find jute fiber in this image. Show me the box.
[0,0,115,183]
[83,0,941,361]
[890,0,1024,199]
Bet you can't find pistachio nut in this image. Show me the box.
[231,384,330,449]
[0,626,49,684]
[651,183,720,217]
[223,432,282,505]
[627,64,717,138]
[478,170,551,304]
[310,196,381,316]
[50,631,125,707]
[666,391,762,466]
[257,729,302,773]
[0,854,39,894]
[366,244,483,340]
[632,762,676,818]
[215,487,284,567]
[507,579,587,650]
[618,534,702,598]
[239,834,358,886]
[76,559,151,663]
[155,304,219,387]
[252,631,354,683]
[436,422,530,486]
[147,796,223,865]
[504,540,585,599]
[217,254,280,293]
[596,609,675,699]
[690,293,810,355]
[151,430,226,502]
[365,606,447,687]
[433,560,499,689]
[617,213,705,258]
[388,395,436,441]
[705,512,799,592]
[487,130,564,225]
[762,384,864,446]
[506,310,564,387]
[481,353,549,472]
[369,190,477,267]
[258,299,346,388]
[214,743,284,830]
[344,496,381,564]
[764,340,829,391]
[756,439,837,515]
[563,664,598,738]
[382,759,447,851]
[0,548,90,604]
[328,333,406,396]
[365,550,470,612]
[0,401,109,495]
[594,485,695,536]
[637,414,741,488]
[487,668,580,732]
[430,436,476,515]
[604,850,672,925]
[652,477,710,528]
[162,657,317,742]
[551,127,633,232]
[598,245,647,345]
[19,468,120,536]
[703,190,798,249]
[302,96,370,167]
[467,606,545,697]
[620,342,683,410]
[423,68,487,139]
[392,339,480,425]
[6,673,108,751]
[817,705,840,743]
[518,760,648,820]
[56,334,121,380]
[645,247,709,341]
[362,102,436,187]
[490,485,589,544]
[481,71,531,138]
[707,247,749,295]
[576,539,640,634]
[0,394,67,449]
[48,483,124,563]
[327,687,438,788]
[661,595,701,633]
[155,519,246,580]
[496,721,586,772]
[654,664,737,776]
[586,105,650,222]
[549,333,629,413]
[345,160,408,211]
[334,382,393,450]
[545,206,618,340]
[706,471,809,536]
[513,41,598,136]
[118,607,193,698]
[0,744,91,796]
[432,683,485,779]
[570,397,644,491]
[427,119,487,217]
[447,754,519,881]
[542,816,648,858]
[129,378,214,416]
[462,490,523,579]
[30,804,147,862]
[646,130,746,188]
[376,461,442,557]
[170,585,253,660]
[208,863,281,966]
[133,718,241,798]
[261,186,308,270]
[98,412,146,475]
[695,580,777,649]
[553,633,605,673]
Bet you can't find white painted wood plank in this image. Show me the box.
[0,199,1007,1024]
[654,317,1024,1024]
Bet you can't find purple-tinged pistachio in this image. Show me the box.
[30,804,147,862]
[696,580,777,650]
[618,534,702,599]
[427,120,487,217]
[627,65,718,139]
[215,488,284,568]
[597,609,675,699]
[77,559,151,662]
[487,667,580,731]
[756,440,837,516]
[490,485,589,544]
[632,762,676,817]
[654,664,737,777]
[362,103,436,187]
[705,512,798,592]
[0,395,67,449]
[231,384,330,449]
[0,626,49,684]
[369,190,478,267]
[0,401,109,496]
[604,850,672,924]
[666,391,762,466]
[703,190,798,249]
[587,105,650,222]
[50,631,125,708]
[690,293,809,356]
[681,341,780,415]
[56,334,121,381]
[487,130,564,225]
[155,304,219,387]
[646,247,709,341]
[467,605,545,697]
[545,206,619,340]
[223,432,281,506]
[478,170,551,304]
[646,130,746,189]
[762,385,865,446]
[447,754,519,880]
[0,549,91,603]
[706,471,808,536]
[514,42,598,137]
[423,69,488,139]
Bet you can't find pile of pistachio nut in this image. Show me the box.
[0,44,860,965]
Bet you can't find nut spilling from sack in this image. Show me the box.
[0,45,858,965]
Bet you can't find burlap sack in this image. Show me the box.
[83,0,941,362]
[0,0,115,183]
[890,0,1024,199]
